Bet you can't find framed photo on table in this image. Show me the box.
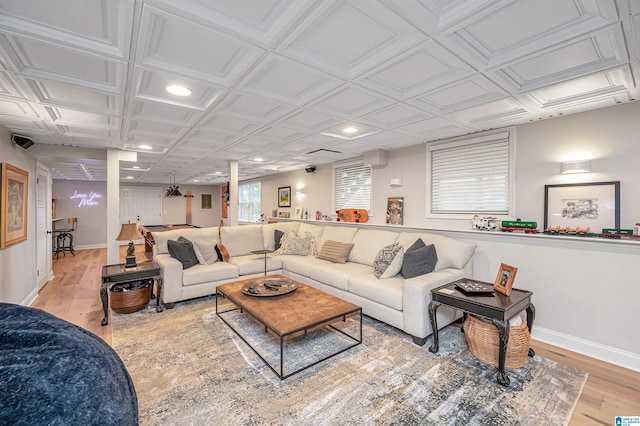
[278,186,291,207]
[544,181,620,230]
[1,163,29,248]
[494,263,517,296]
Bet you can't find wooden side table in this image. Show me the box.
[428,278,535,387]
[100,260,163,326]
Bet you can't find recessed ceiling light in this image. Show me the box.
[254,157,264,162]
[192,179,200,182]
[126,176,134,179]
[138,145,152,150]
[343,126,358,134]
[133,166,140,169]
[166,85,191,96]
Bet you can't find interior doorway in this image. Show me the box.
[119,187,162,244]
[35,162,52,289]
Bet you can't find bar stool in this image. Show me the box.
[53,218,77,258]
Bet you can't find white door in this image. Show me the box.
[36,163,52,289]
[119,187,162,243]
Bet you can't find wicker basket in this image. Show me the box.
[464,314,531,369]
[110,281,152,314]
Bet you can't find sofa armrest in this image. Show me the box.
[154,253,183,304]
[402,262,471,340]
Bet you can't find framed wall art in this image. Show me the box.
[278,186,291,208]
[386,197,404,225]
[544,181,620,231]
[1,163,29,248]
[494,263,517,296]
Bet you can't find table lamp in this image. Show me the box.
[116,222,143,268]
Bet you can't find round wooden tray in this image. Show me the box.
[241,278,297,297]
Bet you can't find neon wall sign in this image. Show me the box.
[70,190,103,207]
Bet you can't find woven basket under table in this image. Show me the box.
[110,285,152,314]
[463,314,531,369]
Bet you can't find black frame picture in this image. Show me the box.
[544,181,620,230]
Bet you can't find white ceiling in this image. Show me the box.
[0,0,638,185]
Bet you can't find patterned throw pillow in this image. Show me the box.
[401,239,438,279]
[373,242,404,279]
[274,231,314,256]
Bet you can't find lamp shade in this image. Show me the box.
[115,222,142,241]
[561,160,591,174]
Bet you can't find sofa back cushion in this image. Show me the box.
[318,225,358,248]
[397,232,476,271]
[316,240,354,264]
[153,227,218,255]
[348,229,399,266]
[220,224,265,257]
[262,222,300,251]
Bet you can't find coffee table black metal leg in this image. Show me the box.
[492,318,510,386]
[100,283,109,326]
[428,301,441,353]
[526,303,536,357]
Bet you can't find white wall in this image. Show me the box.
[0,127,38,305]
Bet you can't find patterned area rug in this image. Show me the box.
[111,297,587,425]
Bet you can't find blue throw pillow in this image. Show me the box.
[401,239,438,279]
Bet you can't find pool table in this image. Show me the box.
[139,224,199,252]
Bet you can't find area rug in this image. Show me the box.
[111,297,587,425]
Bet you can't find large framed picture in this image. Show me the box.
[494,263,517,296]
[386,197,404,225]
[278,186,291,208]
[544,181,620,231]
[1,163,29,248]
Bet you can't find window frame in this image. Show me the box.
[237,180,262,223]
[425,128,516,219]
[332,158,373,215]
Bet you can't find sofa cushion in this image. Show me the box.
[220,225,264,257]
[167,237,199,269]
[373,242,404,279]
[279,255,326,277]
[182,262,239,286]
[192,239,218,265]
[316,240,354,264]
[349,274,404,310]
[275,232,313,255]
[318,225,357,248]
[229,254,282,275]
[401,239,437,279]
[153,227,218,255]
[298,223,325,254]
[397,232,475,271]
[309,262,371,291]
[262,222,300,251]
[348,229,399,266]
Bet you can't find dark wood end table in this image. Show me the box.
[428,278,535,387]
[100,260,163,326]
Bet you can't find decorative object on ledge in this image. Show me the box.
[500,218,538,233]
[1,162,29,248]
[544,181,620,230]
[386,197,404,225]
[116,222,143,268]
[472,215,498,231]
[278,186,291,207]
[277,211,290,218]
[494,263,517,296]
[336,208,369,223]
[561,160,591,174]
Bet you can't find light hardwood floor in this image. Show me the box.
[31,246,639,425]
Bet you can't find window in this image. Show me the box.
[427,129,514,217]
[333,160,372,212]
[238,181,261,222]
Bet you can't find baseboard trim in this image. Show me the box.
[532,326,640,372]
[74,244,107,250]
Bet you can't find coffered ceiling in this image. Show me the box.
[0,0,638,184]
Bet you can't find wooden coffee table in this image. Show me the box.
[216,275,362,379]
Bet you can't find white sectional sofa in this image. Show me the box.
[152,221,476,345]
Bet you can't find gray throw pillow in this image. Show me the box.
[401,239,438,279]
[167,237,199,269]
[274,229,285,250]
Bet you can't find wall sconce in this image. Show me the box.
[296,187,304,195]
[390,178,403,187]
[561,160,591,174]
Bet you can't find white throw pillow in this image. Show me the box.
[192,239,218,264]
[275,232,313,256]
[373,242,405,279]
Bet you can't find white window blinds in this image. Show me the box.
[429,131,511,215]
[334,161,371,211]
